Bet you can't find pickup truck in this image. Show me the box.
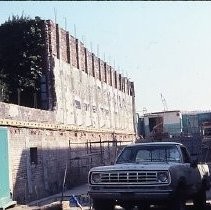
[88,142,210,210]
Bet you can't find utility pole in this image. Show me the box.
[160,93,168,136]
[160,93,168,112]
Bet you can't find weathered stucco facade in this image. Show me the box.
[0,19,135,203]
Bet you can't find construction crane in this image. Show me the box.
[160,93,168,112]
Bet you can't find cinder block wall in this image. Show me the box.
[45,20,135,133]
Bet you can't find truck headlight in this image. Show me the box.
[157,172,169,183]
[91,173,101,183]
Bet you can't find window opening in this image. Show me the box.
[30,147,38,165]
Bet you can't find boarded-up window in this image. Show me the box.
[30,147,38,165]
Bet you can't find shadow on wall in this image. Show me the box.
[13,142,127,204]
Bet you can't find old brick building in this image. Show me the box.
[0,19,135,204]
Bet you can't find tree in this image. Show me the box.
[0,15,45,106]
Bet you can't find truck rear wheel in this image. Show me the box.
[92,199,114,210]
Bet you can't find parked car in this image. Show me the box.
[88,142,210,210]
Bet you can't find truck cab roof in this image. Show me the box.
[128,142,184,147]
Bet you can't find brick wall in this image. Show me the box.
[7,125,133,203]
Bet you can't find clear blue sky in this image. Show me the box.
[1,1,211,113]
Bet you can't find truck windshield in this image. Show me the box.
[116,145,181,164]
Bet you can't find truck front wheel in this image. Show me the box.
[168,187,186,210]
[137,203,150,210]
[92,199,114,210]
[193,189,206,210]
[168,197,186,210]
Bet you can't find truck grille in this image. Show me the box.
[99,171,159,184]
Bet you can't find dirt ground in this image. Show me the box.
[10,202,211,210]
[9,184,211,210]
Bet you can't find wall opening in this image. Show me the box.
[30,147,38,165]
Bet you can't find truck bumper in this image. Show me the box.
[89,186,174,202]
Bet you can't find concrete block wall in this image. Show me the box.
[45,20,135,133]
[0,102,55,123]
[47,21,134,90]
